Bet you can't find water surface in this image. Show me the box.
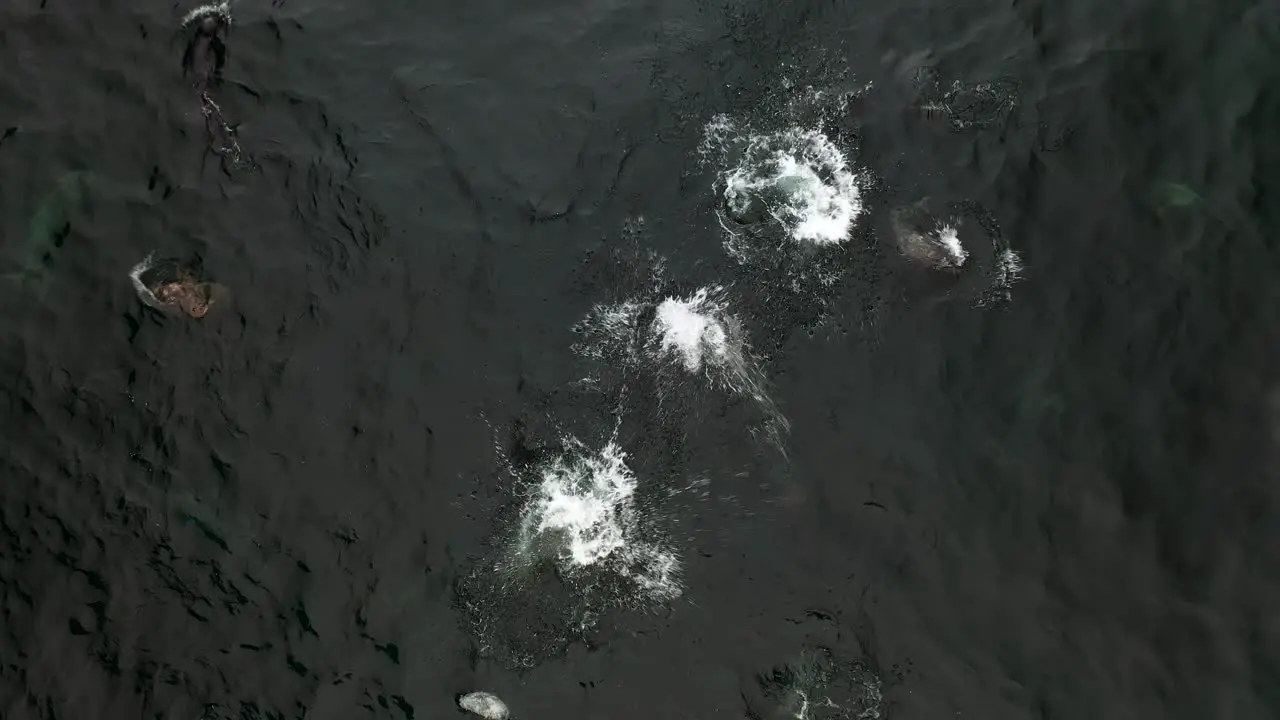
[1,1,1278,718]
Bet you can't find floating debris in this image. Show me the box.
[458,691,510,720]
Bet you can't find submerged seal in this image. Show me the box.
[889,197,969,271]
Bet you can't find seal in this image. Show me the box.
[182,10,227,94]
[180,4,245,164]
[129,253,228,319]
[4,172,94,289]
[153,276,214,318]
[889,197,969,271]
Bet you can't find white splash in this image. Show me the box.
[651,288,729,372]
[936,224,968,267]
[703,109,867,252]
[522,440,633,567]
[645,288,758,395]
[722,126,864,245]
[572,284,791,456]
[181,2,231,28]
[509,437,682,601]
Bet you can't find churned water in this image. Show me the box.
[2,0,1279,718]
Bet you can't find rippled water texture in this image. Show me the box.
[2,0,1279,718]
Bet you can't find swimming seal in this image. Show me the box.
[4,172,94,289]
[153,277,214,318]
[889,197,969,271]
[180,5,245,164]
[129,254,228,319]
[182,12,227,94]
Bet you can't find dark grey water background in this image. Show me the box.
[3,0,1279,718]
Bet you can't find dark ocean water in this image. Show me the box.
[2,0,1279,718]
